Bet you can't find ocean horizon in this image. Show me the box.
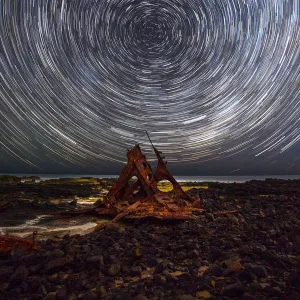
[2,173,300,183]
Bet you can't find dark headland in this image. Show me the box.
[0,175,300,300]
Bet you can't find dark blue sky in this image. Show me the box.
[0,0,299,175]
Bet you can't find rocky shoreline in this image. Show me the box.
[0,178,300,299]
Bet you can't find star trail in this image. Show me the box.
[0,0,299,172]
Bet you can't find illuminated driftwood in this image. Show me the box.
[0,231,39,253]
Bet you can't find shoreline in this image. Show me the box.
[0,176,299,299]
[1,174,300,183]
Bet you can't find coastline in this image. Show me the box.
[0,176,299,299]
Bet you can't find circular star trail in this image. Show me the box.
[0,0,299,169]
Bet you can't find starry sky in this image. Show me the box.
[0,0,299,176]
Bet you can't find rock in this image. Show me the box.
[45,256,73,271]
[82,290,98,300]
[252,265,268,278]
[56,287,68,300]
[224,260,242,276]
[288,291,300,300]
[205,213,215,222]
[245,264,268,278]
[223,282,244,297]
[105,223,120,231]
[51,249,65,258]
[108,263,121,276]
[37,284,47,296]
[210,265,223,277]
[131,266,142,277]
[134,295,148,300]
[264,285,282,297]
[210,248,224,260]
[237,270,256,283]
[196,290,212,299]
[146,256,157,267]
[176,251,187,260]
[8,266,28,289]
[241,293,256,300]
[82,244,91,252]
[67,275,82,292]
[188,249,200,258]
[153,274,164,283]
[6,287,21,298]
[287,271,300,287]
[30,264,41,273]
[238,245,251,255]
[154,260,169,274]
[248,282,263,291]
[86,255,104,265]
[293,235,300,253]
[69,199,77,206]
[42,292,56,300]
[175,295,195,300]
[20,282,28,293]
[0,266,14,281]
[165,273,178,284]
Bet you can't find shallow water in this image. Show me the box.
[3,173,299,182]
[0,213,108,240]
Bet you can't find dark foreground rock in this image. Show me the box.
[0,179,300,299]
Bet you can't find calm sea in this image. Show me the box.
[2,174,300,183]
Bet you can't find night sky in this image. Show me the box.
[0,0,299,175]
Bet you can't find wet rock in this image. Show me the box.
[223,282,244,297]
